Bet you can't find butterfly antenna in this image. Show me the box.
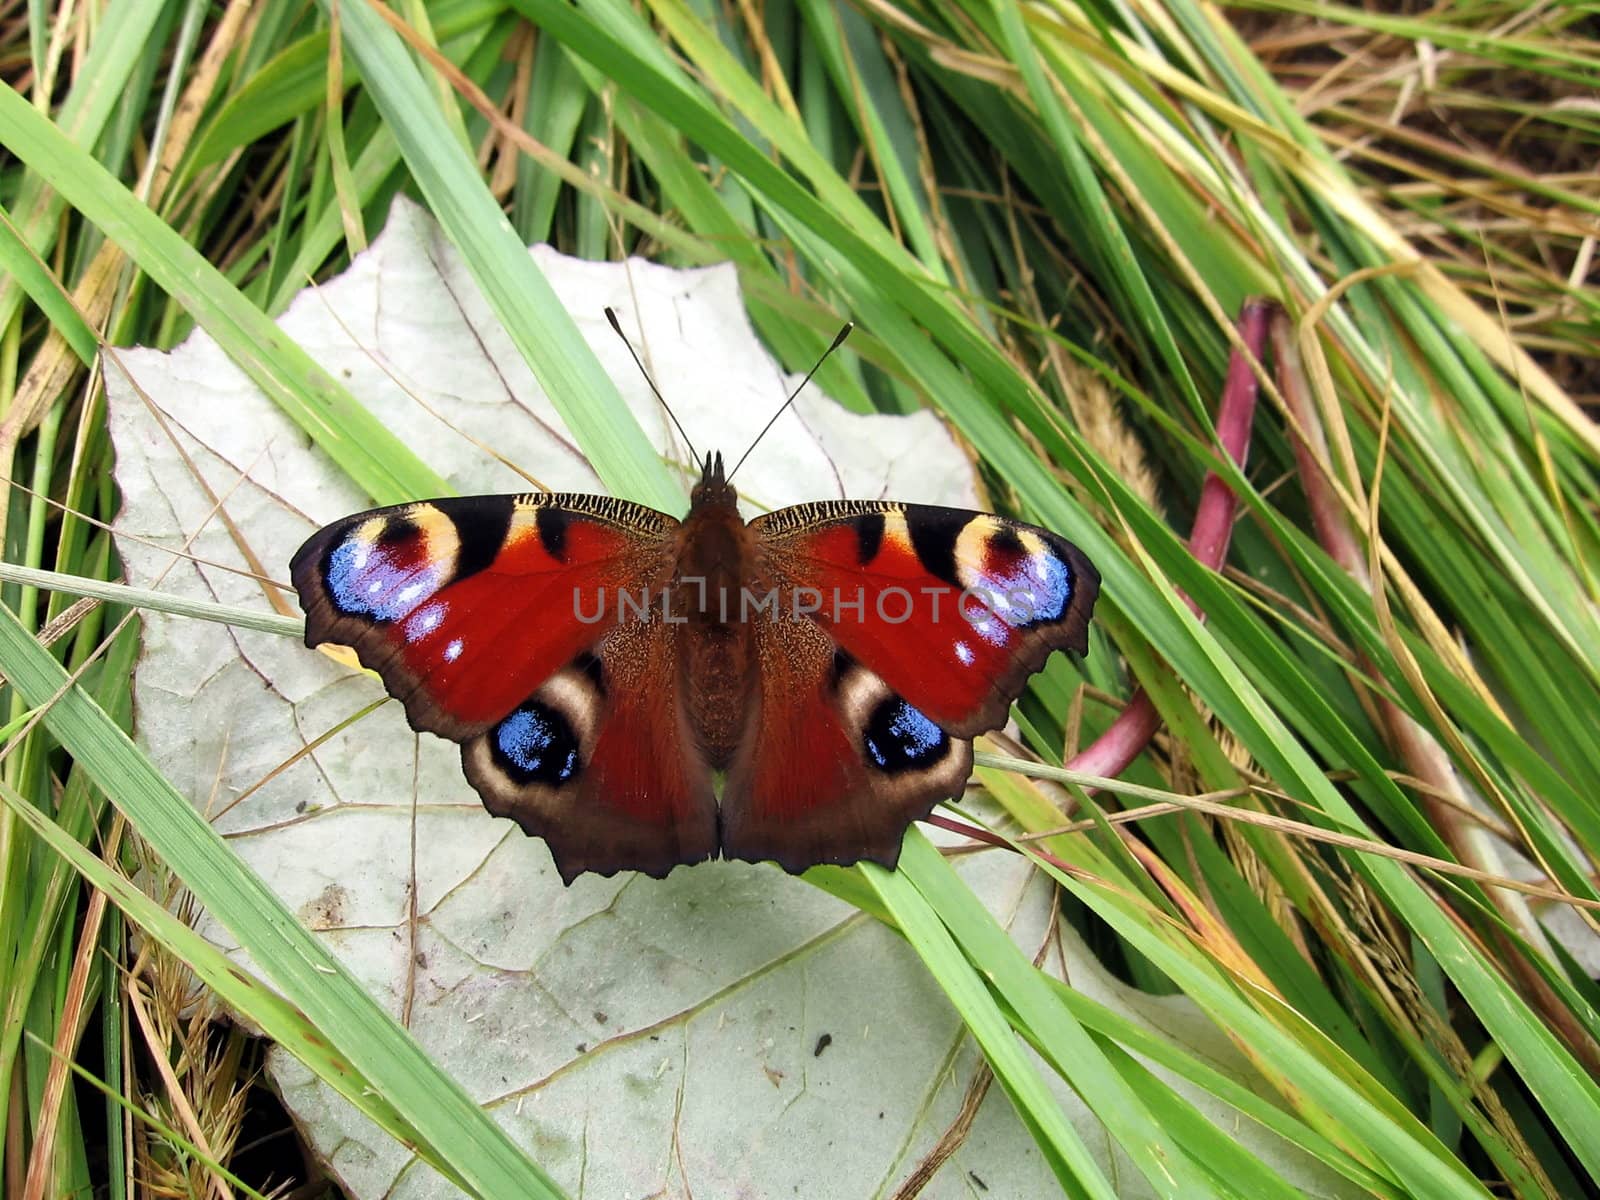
[604,307,699,466]
[726,321,853,484]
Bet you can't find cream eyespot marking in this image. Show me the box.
[444,639,464,662]
[880,510,914,556]
[954,640,975,666]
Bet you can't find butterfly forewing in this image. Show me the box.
[291,494,676,738]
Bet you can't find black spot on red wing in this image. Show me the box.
[536,505,569,562]
[376,515,421,546]
[855,512,884,564]
[828,648,853,689]
[907,510,966,588]
[986,524,1027,562]
[451,501,513,580]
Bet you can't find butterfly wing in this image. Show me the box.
[290,493,675,739]
[461,620,718,883]
[719,501,1096,871]
[719,615,973,872]
[291,494,717,880]
[749,501,1099,737]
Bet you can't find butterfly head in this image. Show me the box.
[689,450,737,512]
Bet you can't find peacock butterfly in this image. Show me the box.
[289,322,1099,884]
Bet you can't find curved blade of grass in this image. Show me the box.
[1,786,445,1197]
[1013,837,1494,1200]
[327,0,680,511]
[0,0,169,333]
[0,603,568,1200]
[183,0,502,174]
[0,203,97,365]
[0,83,444,507]
[0,564,302,638]
[861,852,1121,1199]
[893,833,1227,1199]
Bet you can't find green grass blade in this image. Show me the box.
[327,0,680,510]
[0,82,445,507]
[0,602,568,1200]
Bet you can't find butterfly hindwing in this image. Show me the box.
[462,624,718,883]
[290,493,676,739]
[750,501,1099,738]
[719,618,973,872]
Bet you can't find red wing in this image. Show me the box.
[461,620,717,883]
[718,616,973,873]
[292,494,716,882]
[750,502,1099,738]
[290,494,676,740]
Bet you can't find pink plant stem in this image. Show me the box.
[1266,312,1600,1073]
[1065,300,1272,784]
[942,307,1269,872]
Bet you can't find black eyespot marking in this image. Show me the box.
[536,505,569,562]
[451,501,513,580]
[988,525,1026,559]
[828,648,854,689]
[862,697,950,774]
[855,513,884,564]
[573,651,606,697]
[376,516,421,546]
[908,510,966,588]
[491,700,581,786]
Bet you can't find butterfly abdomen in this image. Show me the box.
[680,623,753,767]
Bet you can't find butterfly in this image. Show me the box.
[289,328,1099,884]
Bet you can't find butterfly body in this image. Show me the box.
[291,452,1098,883]
[672,461,761,764]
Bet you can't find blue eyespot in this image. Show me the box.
[325,537,440,621]
[493,701,580,786]
[863,698,948,773]
[966,551,1071,634]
